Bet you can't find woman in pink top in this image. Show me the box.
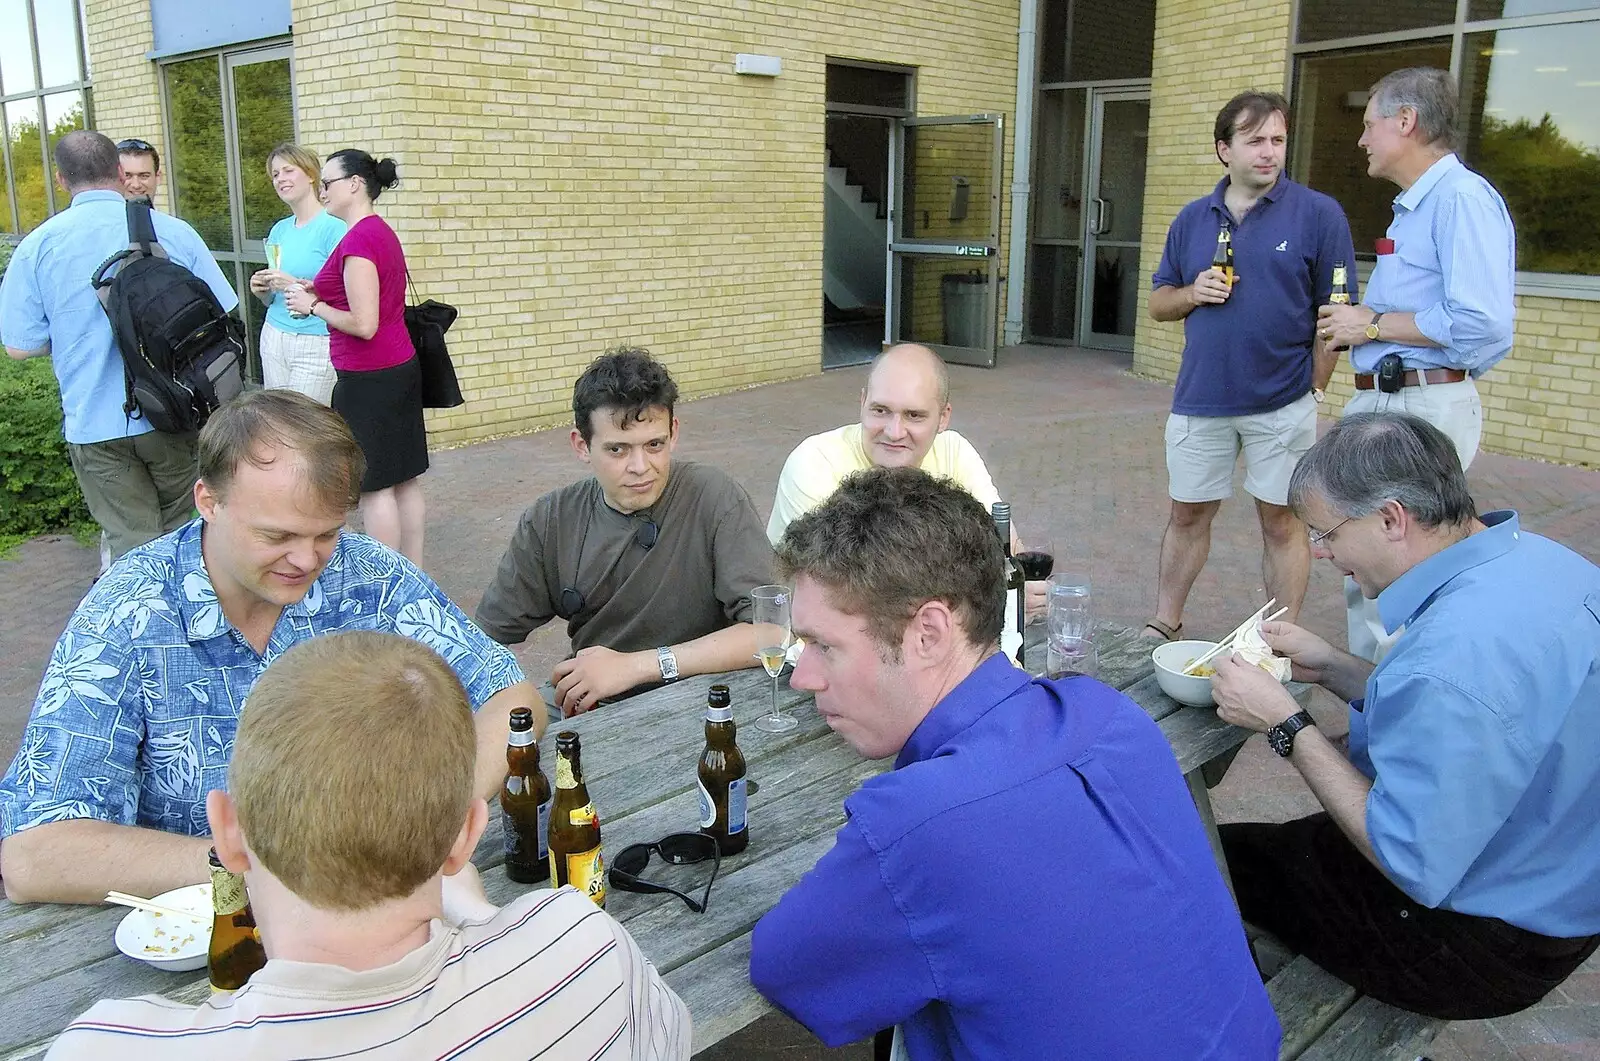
[285,149,427,564]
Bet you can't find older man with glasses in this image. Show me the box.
[1213,411,1600,1021]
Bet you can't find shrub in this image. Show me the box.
[0,240,94,546]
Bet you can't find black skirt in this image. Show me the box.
[332,356,429,493]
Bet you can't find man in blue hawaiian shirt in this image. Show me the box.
[0,391,535,905]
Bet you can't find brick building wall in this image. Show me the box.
[285,0,1018,445]
[83,0,164,163]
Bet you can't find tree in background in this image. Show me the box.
[1477,114,1600,276]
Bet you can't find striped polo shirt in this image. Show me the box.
[46,888,691,1061]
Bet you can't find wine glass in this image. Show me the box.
[1014,534,1055,582]
[752,585,797,734]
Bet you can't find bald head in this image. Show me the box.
[55,130,123,193]
[859,344,953,469]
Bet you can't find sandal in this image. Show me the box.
[1141,618,1183,641]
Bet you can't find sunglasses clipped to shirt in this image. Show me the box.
[607,832,721,913]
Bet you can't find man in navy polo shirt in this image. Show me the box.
[1142,92,1356,643]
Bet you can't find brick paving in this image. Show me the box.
[2,344,1597,1058]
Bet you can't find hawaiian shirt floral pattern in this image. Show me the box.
[0,521,525,838]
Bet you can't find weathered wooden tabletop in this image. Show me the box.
[0,621,1296,1058]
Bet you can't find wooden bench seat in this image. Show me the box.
[1266,954,1448,1060]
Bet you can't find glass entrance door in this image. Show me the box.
[886,113,1004,368]
[1078,88,1149,350]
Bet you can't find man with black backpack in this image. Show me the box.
[1,131,240,561]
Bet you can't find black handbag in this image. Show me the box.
[404,272,464,409]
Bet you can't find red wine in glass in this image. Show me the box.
[1014,550,1055,580]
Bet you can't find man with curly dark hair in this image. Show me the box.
[477,347,775,715]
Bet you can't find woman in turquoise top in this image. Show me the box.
[249,143,347,404]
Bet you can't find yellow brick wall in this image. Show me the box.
[1134,0,1599,467]
[1134,0,1294,385]
[284,0,1017,445]
[83,0,164,166]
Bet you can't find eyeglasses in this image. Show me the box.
[608,832,721,913]
[116,139,154,152]
[1308,515,1354,546]
[320,174,358,192]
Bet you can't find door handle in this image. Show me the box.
[1092,197,1113,236]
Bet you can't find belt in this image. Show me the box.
[1353,368,1468,391]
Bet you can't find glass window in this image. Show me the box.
[1297,0,1456,44]
[1039,0,1156,83]
[5,98,47,231]
[1291,40,1453,255]
[0,139,14,231]
[1462,23,1600,274]
[1032,88,1086,240]
[1468,0,1600,20]
[0,0,38,95]
[34,0,81,88]
[824,64,909,111]
[164,55,231,250]
[231,56,294,243]
[42,88,82,208]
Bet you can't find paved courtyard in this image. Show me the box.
[2,344,1597,1058]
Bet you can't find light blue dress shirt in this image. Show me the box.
[0,190,240,444]
[1355,154,1516,376]
[1348,511,1600,938]
[0,521,526,839]
[263,210,346,336]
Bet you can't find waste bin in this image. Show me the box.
[941,271,986,347]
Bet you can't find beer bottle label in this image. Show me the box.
[727,777,747,836]
[569,802,597,827]
[567,846,607,906]
[209,866,248,916]
[537,798,551,860]
[697,777,716,829]
[555,756,576,789]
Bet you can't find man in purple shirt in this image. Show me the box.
[1144,92,1356,644]
[750,467,1280,1060]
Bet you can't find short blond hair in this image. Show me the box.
[266,141,322,181]
[230,631,477,910]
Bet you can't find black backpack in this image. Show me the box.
[91,200,245,434]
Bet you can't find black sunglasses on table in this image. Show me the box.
[607,832,721,913]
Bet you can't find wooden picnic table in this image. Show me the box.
[0,620,1283,1059]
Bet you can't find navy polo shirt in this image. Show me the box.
[1153,176,1357,417]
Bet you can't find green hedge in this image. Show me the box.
[0,241,94,546]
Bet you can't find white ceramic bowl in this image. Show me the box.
[114,882,212,972]
[1151,639,1222,707]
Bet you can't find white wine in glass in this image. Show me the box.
[752,585,797,733]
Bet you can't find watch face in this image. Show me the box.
[1268,728,1293,757]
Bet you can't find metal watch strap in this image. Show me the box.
[656,645,680,683]
[1267,710,1316,758]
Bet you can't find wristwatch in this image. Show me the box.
[1365,311,1385,342]
[1312,388,1326,404]
[1266,710,1316,758]
[656,645,680,683]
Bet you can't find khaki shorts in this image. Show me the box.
[1165,393,1317,507]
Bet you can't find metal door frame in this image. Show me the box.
[1077,86,1150,351]
[886,113,1005,367]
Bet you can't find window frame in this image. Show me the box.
[1288,1,1600,298]
[0,0,93,233]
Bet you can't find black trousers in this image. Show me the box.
[1221,813,1599,1021]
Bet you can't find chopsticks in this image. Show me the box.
[105,891,207,921]
[1181,600,1289,676]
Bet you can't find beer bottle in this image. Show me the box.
[1326,260,1351,352]
[991,501,1025,664]
[1211,223,1234,286]
[207,847,267,992]
[501,706,552,883]
[548,731,606,907]
[697,685,749,855]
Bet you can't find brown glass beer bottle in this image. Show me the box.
[697,684,749,855]
[501,706,552,883]
[548,731,606,906]
[207,847,267,992]
[1212,223,1234,285]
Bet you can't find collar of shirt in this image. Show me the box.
[69,188,127,209]
[1206,175,1285,221]
[172,519,317,645]
[1393,152,1462,214]
[895,653,1030,769]
[1377,509,1519,633]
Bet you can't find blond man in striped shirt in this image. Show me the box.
[47,631,689,1061]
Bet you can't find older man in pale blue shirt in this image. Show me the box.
[1,131,237,559]
[1212,412,1600,1022]
[1315,67,1517,659]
